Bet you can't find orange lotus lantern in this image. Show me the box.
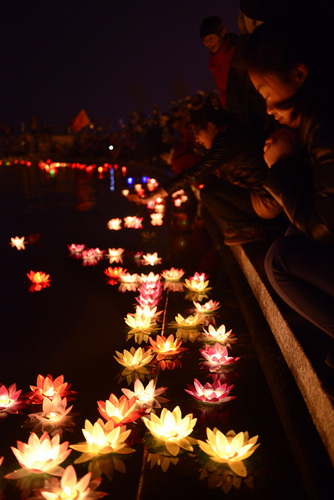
[27,271,50,292]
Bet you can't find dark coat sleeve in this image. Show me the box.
[264,114,334,244]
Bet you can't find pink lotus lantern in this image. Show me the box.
[0,383,25,415]
[27,271,50,292]
[67,243,86,258]
[107,218,122,231]
[200,343,240,372]
[185,375,236,404]
[10,236,27,250]
[81,248,104,266]
[5,432,71,479]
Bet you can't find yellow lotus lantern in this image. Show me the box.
[39,464,107,499]
[142,252,162,266]
[197,428,260,477]
[114,347,155,384]
[10,236,27,250]
[142,406,197,456]
[161,267,185,281]
[71,419,134,464]
[107,218,122,231]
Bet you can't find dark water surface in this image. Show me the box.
[0,162,306,499]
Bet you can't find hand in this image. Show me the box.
[263,128,299,168]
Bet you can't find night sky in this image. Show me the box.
[2,0,240,132]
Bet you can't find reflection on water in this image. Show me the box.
[0,160,307,499]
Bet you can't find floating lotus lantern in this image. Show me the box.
[197,428,260,477]
[107,218,122,231]
[149,334,187,370]
[71,419,134,464]
[39,464,107,499]
[67,243,85,258]
[193,299,221,315]
[28,374,76,404]
[114,347,155,384]
[161,267,185,281]
[200,343,240,372]
[142,252,162,266]
[106,247,124,264]
[123,216,143,229]
[142,406,197,457]
[81,248,104,266]
[104,266,126,281]
[121,379,168,412]
[5,432,71,479]
[0,383,25,416]
[27,271,50,292]
[171,313,203,329]
[120,272,138,284]
[185,376,235,404]
[201,324,236,347]
[136,292,161,308]
[150,213,164,226]
[27,394,75,436]
[184,272,211,293]
[133,305,163,322]
[139,272,161,283]
[10,236,27,250]
[97,394,146,426]
[125,311,159,343]
[118,273,138,292]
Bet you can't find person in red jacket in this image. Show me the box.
[199,16,238,109]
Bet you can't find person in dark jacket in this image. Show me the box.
[247,18,334,346]
[127,105,282,245]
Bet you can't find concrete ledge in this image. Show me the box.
[230,243,334,467]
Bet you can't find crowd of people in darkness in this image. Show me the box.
[2,1,334,395]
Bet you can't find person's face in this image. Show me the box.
[202,32,225,54]
[193,122,216,149]
[249,66,307,128]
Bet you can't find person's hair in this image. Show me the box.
[199,16,225,39]
[246,16,334,117]
[190,104,231,130]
